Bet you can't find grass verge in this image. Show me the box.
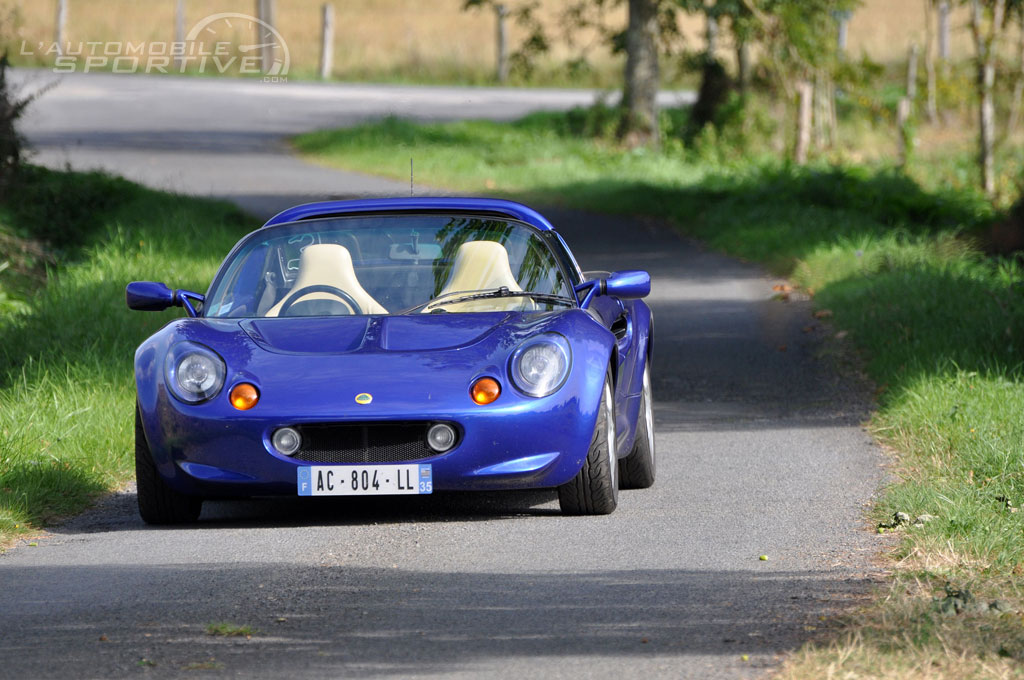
[0,165,253,546]
[295,113,1024,676]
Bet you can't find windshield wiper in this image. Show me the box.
[399,287,576,314]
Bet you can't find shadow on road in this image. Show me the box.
[0,561,874,678]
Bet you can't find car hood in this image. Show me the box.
[239,314,516,354]
[136,310,615,418]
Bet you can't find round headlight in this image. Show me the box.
[510,333,572,398]
[272,427,301,456]
[165,343,225,404]
[426,423,457,453]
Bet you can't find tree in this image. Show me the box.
[740,0,860,160]
[618,0,662,147]
[0,53,37,198]
[968,0,1008,196]
[1007,3,1024,135]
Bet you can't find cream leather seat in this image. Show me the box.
[266,244,388,317]
[431,241,534,313]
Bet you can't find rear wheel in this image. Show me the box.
[135,405,202,524]
[558,373,618,515]
[619,363,656,489]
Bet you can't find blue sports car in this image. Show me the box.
[126,198,654,523]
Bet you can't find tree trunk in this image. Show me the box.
[970,0,1007,197]
[618,0,660,149]
[1009,18,1024,135]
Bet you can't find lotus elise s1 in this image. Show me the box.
[127,197,654,523]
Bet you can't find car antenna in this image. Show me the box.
[410,157,414,196]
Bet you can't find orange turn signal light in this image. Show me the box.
[471,377,501,405]
[230,383,260,410]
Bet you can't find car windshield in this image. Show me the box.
[204,214,575,318]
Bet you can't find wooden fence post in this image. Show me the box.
[495,4,509,83]
[257,0,277,73]
[836,11,851,52]
[906,44,919,103]
[795,80,813,164]
[175,0,186,72]
[924,0,939,123]
[55,0,67,56]
[897,96,912,166]
[705,12,718,58]
[938,1,951,63]
[319,3,334,80]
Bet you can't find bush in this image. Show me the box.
[0,53,34,198]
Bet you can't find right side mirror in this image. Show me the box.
[603,270,651,299]
[574,270,651,308]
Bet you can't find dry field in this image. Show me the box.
[3,0,984,84]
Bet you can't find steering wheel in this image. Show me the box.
[278,284,363,316]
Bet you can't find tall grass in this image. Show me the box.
[0,166,252,542]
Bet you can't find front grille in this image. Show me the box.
[292,422,446,464]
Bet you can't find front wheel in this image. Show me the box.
[619,362,656,489]
[135,405,202,524]
[558,373,618,515]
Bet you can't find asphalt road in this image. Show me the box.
[2,72,883,679]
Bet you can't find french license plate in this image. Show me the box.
[297,464,432,496]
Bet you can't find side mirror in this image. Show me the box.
[126,281,176,311]
[126,282,205,317]
[604,270,650,299]
[574,270,651,308]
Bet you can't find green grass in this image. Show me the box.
[0,166,253,545]
[205,622,256,637]
[295,111,1024,673]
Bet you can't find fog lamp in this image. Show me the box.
[427,423,458,453]
[272,427,301,456]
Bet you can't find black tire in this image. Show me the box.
[619,363,656,489]
[135,405,202,524]
[558,372,619,515]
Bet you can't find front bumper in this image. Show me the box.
[141,388,599,498]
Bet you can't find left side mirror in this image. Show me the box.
[126,281,176,311]
[604,270,651,299]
